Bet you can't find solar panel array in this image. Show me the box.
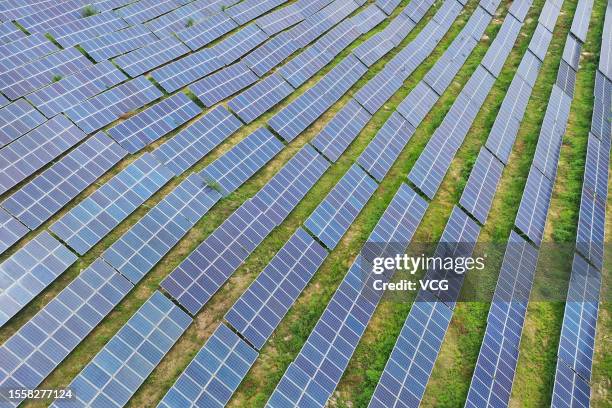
[358,112,416,182]
[107,92,201,153]
[0,259,133,407]
[304,164,378,249]
[0,99,46,147]
[225,227,327,349]
[1,132,128,230]
[200,128,284,196]
[50,153,174,255]
[465,232,539,408]
[52,291,191,408]
[65,76,162,134]
[267,184,427,408]
[0,207,27,255]
[157,323,258,408]
[26,61,128,118]
[0,231,77,327]
[152,106,242,175]
[0,114,87,195]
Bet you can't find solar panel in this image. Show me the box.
[532,85,572,179]
[153,106,242,175]
[0,21,25,45]
[397,82,439,127]
[269,54,367,142]
[556,253,600,383]
[51,291,191,408]
[0,258,133,407]
[227,73,294,124]
[562,34,582,70]
[0,47,93,100]
[0,94,8,108]
[591,71,612,141]
[250,144,330,225]
[352,4,385,34]
[1,132,127,230]
[26,61,127,118]
[310,98,371,162]
[107,92,201,153]
[291,0,359,49]
[213,24,269,65]
[80,24,158,62]
[0,231,77,327]
[226,228,327,349]
[0,99,46,147]
[227,0,287,25]
[161,198,276,314]
[243,31,299,77]
[353,32,395,67]
[47,12,128,47]
[191,62,259,107]
[576,190,607,272]
[151,47,224,93]
[581,133,610,204]
[514,166,553,247]
[116,0,183,25]
[516,49,542,87]
[375,0,401,15]
[315,18,360,56]
[255,1,307,35]
[16,0,107,34]
[113,36,189,77]
[0,34,58,72]
[304,164,378,249]
[599,1,612,80]
[462,5,490,41]
[157,324,258,408]
[424,35,478,95]
[403,0,435,24]
[176,11,238,51]
[557,60,577,98]
[551,359,591,408]
[278,45,329,88]
[200,128,284,195]
[481,14,522,77]
[358,112,416,182]
[459,147,504,224]
[369,291,453,408]
[50,153,174,255]
[465,231,538,408]
[509,0,532,21]
[0,207,27,255]
[529,23,554,61]
[0,115,86,195]
[538,0,562,32]
[65,76,162,134]
[479,0,500,15]
[103,174,221,284]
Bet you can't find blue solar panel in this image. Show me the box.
[151,47,224,93]
[107,92,201,153]
[465,231,539,408]
[0,115,87,195]
[250,144,330,225]
[0,207,27,256]
[291,0,359,49]
[103,174,221,284]
[213,24,269,65]
[0,231,77,327]
[278,44,329,88]
[200,128,284,195]
[516,49,542,88]
[514,166,553,247]
[176,11,238,51]
[529,23,554,61]
[424,35,478,95]
[50,153,174,255]
[462,5,491,41]
[116,0,184,25]
[358,112,415,182]
[226,227,327,349]
[153,106,242,175]
[599,1,612,80]
[481,14,523,77]
[459,147,505,224]
[590,71,611,142]
[269,54,367,142]
[15,0,109,34]
[191,62,259,107]
[0,99,46,147]
[0,94,8,108]
[52,291,191,408]
[243,31,300,77]
[0,47,93,100]
[310,98,371,162]
[227,0,287,25]
[576,192,607,272]
[551,359,591,408]
[66,76,162,134]
[352,4,385,34]
[537,0,562,32]
[581,133,609,206]
[509,0,531,21]
[397,83,438,130]
[161,198,276,314]
[375,0,401,15]
[305,164,378,249]
[113,36,190,77]
[0,21,25,45]
[26,61,128,118]
[562,35,582,71]
[47,11,128,47]
[1,132,127,230]
[0,258,133,407]
[0,34,58,72]
[227,73,294,123]
[80,24,158,62]
[157,324,258,408]
[254,0,314,35]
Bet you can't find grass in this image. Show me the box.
[81,5,97,18]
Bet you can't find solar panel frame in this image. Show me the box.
[49,153,174,255]
[227,73,294,124]
[107,92,201,153]
[0,99,46,148]
[1,132,128,230]
[190,62,259,107]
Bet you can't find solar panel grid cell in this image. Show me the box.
[591,71,612,141]
[424,35,478,95]
[116,0,183,25]
[551,360,591,408]
[0,34,58,72]
[599,1,612,80]
[113,36,190,77]
[255,1,306,35]
[529,23,554,61]
[47,12,128,47]
[538,0,562,32]
[291,0,359,49]
[0,99,46,148]
[227,0,287,25]
[0,207,27,256]
[481,14,522,77]
[107,92,201,153]
[176,11,238,51]
[514,166,554,246]
[516,49,542,87]
[375,0,401,15]
[213,24,269,66]
[397,81,439,127]
[1,132,128,230]
[509,0,532,21]
[49,153,174,255]
[80,24,158,62]
[0,21,25,45]
[557,59,577,97]
[243,30,300,77]
[576,189,607,271]
[562,34,582,70]
[191,62,259,107]
[151,47,225,93]
[228,73,294,124]
[351,4,386,34]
